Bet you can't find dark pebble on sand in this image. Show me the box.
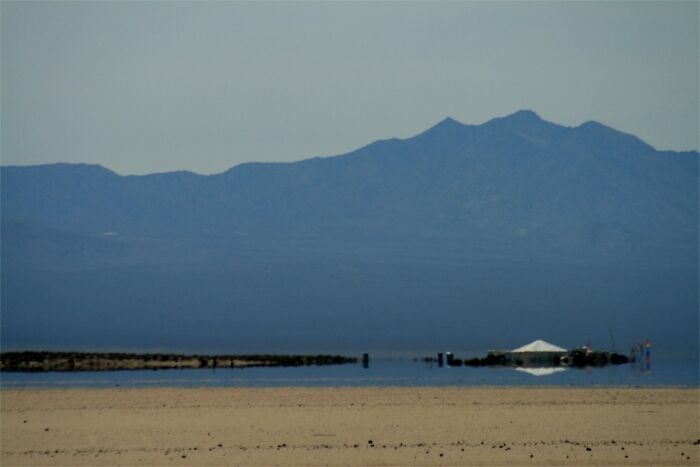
[44,428,49,431]
[586,447,592,451]
[368,440,373,444]
[530,454,533,458]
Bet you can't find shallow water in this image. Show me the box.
[1,353,696,389]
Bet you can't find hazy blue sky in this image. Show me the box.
[2,1,698,175]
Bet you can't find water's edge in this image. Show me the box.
[1,357,696,389]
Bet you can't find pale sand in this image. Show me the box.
[1,387,698,466]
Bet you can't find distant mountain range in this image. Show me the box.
[2,111,697,353]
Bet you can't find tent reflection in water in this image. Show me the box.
[515,367,567,377]
[506,339,568,366]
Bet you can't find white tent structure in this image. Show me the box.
[506,339,567,365]
[512,339,566,353]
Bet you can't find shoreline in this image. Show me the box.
[2,386,698,465]
[2,384,699,392]
[3,384,698,392]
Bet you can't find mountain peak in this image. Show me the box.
[494,109,544,124]
[575,120,655,152]
[482,110,551,130]
[502,109,543,122]
[431,116,465,130]
[438,116,459,125]
[413,116,469,140]
[578,120,611,131]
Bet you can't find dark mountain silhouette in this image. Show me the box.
[1,111,697,353]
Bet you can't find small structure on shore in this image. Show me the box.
[506,339,567,366]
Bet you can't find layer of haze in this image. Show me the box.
[2,1,698,175]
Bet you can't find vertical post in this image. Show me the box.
[362,353,370,369]
[644,339,652,371]
[437,352,444,367]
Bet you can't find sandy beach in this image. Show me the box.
[1,387,698,466]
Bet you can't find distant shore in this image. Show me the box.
[1,387,698,466]
[0,351,357,372]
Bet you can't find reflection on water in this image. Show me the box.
[1,353,696,389]
[514,367,567,377]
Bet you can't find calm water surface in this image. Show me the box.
[1,354,697,389]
